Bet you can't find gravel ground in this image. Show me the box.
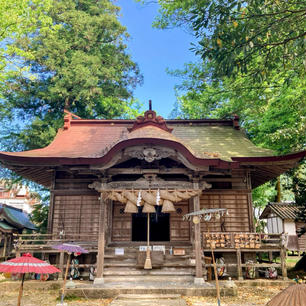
[184,285,286,306]
[0,281,286,306]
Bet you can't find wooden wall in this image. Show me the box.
[170,200,190,241]
[296,222,306,251]
[112,202,131,241]
[200,192,251,232]
[52,195,100,237]
[49,170,253,242]
[50,174,100,237]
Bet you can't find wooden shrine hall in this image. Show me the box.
[0,107,305,283]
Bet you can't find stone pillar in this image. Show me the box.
[94,193,107,285]
[193,181,204,284]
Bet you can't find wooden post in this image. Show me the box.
[144,213,152,269]
[211,243,221,306]
[15,235,21,258]
[17,273,25,306]
[59,251,65,280]
[2,235,7,258]
[60,253,71,303]
[94,192,107,284]
[236,249,243,281]
[280,247,288,280]
[268,251,273,263]
[47,170,56,234]
[193,181,204,284]
[246,171,255,232]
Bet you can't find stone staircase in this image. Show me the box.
[103,245,196,283]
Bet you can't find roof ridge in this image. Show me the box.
[0,203,24,212]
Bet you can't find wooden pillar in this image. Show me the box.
[192,181,204,284]
[15,236,21,258]
[94,193,107,284]
[2,234,7,258]
[246,170,255,232]
[236,249,243,281]
[59,251,65,280]
[47,170,56,234]
[280,247,288,280]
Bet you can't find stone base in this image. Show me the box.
[194,277,205,285]
[93,277,105,285]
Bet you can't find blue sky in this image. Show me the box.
[116,0,197,117]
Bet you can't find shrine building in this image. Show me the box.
[0,108,304,283]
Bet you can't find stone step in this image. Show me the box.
[103,268,194,276]
[111,294,186,306]
[117,294,182,299]
[104,261,191,268]
[103,275,194,283]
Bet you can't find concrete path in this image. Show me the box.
[109,294,187,306]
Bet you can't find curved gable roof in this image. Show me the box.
[0,110,304,188]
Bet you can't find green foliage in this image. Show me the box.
[0,0,55,83]
[1,0,142,150]
[30,203,49,234]
[169,61,306,154]
[151,0,306,81]
[151,0,306,227]
[252,182,277,232]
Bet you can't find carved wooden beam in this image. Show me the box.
[88,180,212,192]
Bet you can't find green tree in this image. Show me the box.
[150,0,306,81]
[168,61,306,153]
[30,202,49,234]
[0,0,56,83]
[149,0,306,229]
[1,0,142,150]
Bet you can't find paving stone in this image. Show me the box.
[110,294,187,306]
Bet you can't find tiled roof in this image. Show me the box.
[259,203,304,220]
[0,119,274,162]
[0,204,36,230]
[0,220,14,232]
[0,111,304,188]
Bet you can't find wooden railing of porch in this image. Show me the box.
[202,232,287,280]
[5,232,288,280]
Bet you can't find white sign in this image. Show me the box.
[153,245,166,254]
[139,246,152,251]
[115,248,124,255]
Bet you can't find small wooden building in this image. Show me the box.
[0,204,36,259]
[260,202,306,252]
[0,109,305,282]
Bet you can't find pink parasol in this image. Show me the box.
[0,253,60,274]
[0,253,60,306]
